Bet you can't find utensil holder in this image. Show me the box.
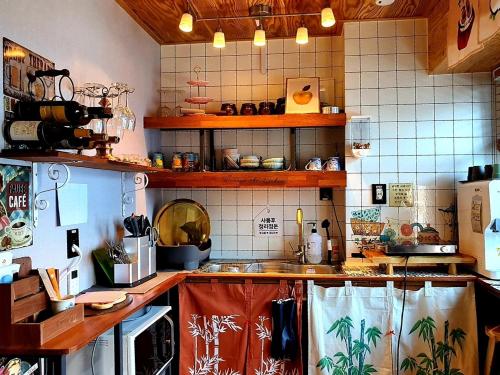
[114,235,157,287]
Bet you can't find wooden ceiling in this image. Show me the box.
[116,0,435,44]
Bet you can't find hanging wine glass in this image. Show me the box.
[112,84,128,131]
[105,117,124,141]
[89,94,105,134]
[123,90,136,131]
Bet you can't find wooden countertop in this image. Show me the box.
[0,272,184,356]
[0,269,478,356]
[476,277,500,298]
[186,272,477,283]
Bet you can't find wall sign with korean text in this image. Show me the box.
[253,207,283,237]
[389,183,414,207]
[0,164,33,251]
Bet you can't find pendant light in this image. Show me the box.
[296,19,309,45]
[213,23,226,48]
[321,7,336,28]
[253,19,266,47]
[179,1,193,32]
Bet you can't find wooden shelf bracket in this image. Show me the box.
[33,163,71,228]
[121,172,149,216]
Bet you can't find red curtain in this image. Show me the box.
[179,280,303,375]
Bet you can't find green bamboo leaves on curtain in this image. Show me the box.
[400,317,466,375]
[308,282,477,375]
[317,316,382,375]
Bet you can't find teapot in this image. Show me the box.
[411,223,440,244]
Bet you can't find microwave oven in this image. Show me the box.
[92,305,174,375]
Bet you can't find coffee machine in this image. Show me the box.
[457,180,500,279]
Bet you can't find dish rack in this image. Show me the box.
[0,272,84,345]
[185,66,213,107]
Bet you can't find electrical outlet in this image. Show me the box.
[319,188,333,201]
[372,184,387,204]
[68,269,79,295]
[66,229,79,259]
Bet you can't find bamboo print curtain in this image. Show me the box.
[180,281,249,374]
[179,280,303,375]
[308,281,394,375]
[393,282,479,375]
[308,281,479,375]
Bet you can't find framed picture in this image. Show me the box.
[3,38,55,103]
[0,163,33,251]
[285,77,320,114]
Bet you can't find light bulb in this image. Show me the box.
[296,26,309,45]
[321,7,336,28]
[179,13,193,32]
[213,29,226,48]
[253,29,266,47]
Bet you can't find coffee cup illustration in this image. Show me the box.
[6,219,30,243]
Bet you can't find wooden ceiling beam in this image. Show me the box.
[115,0,428,44]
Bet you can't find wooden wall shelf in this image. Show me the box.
[0,150,162,173]
[147,170,347,189]
[144,113,346,130]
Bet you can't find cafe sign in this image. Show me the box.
[0,165,33,251]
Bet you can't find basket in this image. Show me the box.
[351,219,385,236]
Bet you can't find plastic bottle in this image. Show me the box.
[306,222,323,264]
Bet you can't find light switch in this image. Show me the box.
[372,184,387,204]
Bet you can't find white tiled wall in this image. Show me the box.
[160,37,344,111]
[496,80,500,159]
[158,37,346,260]
[161,188,344,259]
[343,19,496,257]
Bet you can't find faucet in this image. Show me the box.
[295,208,306,264]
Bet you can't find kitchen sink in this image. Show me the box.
[198,261,341,275]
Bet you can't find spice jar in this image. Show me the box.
[221,103,238,116]
[172,152,182,171]
[240,103,257,115]
[258,102,275,115]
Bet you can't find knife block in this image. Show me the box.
[0,272,84,345]
[113,235,157,287]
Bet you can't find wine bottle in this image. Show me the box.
[14,101,111,125]
[4,121,93,149]
[56,137,97,150]
[87,106,113,119]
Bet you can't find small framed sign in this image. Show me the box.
[389,183,414,207]
[285,77,320,114]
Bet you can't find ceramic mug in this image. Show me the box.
[305,158,322,171]
[6,220,28,243]
[323,156,341,171]
[50,295,76,314]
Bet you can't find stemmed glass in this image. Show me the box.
[123,90,136,131]
[111,83,135,133]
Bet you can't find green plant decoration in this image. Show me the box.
[400,316,466,375]
[317,316,382,375]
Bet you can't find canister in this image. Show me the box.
[152,152,164,168]
[172,152,182,171]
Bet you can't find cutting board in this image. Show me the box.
[84,295,133,316]
[76,291,127,305]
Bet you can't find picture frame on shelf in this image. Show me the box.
[285,77,320,114]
